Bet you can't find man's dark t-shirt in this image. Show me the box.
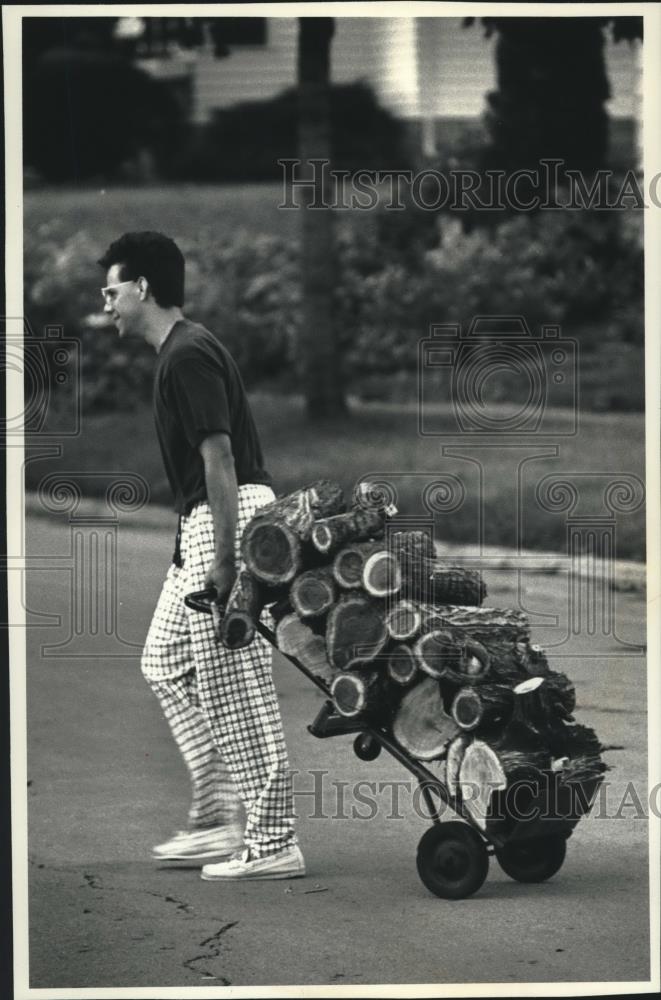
[153,319,271,514]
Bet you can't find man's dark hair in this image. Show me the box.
[98,231,185,307]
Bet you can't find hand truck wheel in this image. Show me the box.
[416,821,489,900]
[495,834,567,883]
[353,732,381,761]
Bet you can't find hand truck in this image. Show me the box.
[185,588,600,899]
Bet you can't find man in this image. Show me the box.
[99,231,304,881]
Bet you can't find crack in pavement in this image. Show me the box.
[182,921,239,983]
[82,873,194,916]
[141,890,194,915]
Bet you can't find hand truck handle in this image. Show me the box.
[184,588,226,616]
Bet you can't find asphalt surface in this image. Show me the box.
[23,511,651,991]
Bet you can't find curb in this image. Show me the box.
[23,493,647,595]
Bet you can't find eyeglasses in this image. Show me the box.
[101,279,135,304]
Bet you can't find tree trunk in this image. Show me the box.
[241,480,345,585]
[325,593,389,670]
[297,17,346,419]
[480,17,611,174]
[392,676,459,760]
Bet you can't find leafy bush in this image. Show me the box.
[176,82,413,181]
[24,205,643,414]
[336,207,643,373]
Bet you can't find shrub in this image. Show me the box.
[176,82,413,181]
[24,205,643,414]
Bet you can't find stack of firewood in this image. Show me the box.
[220,479,608,825]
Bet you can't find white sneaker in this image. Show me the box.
[152,823,244,861]
[200,843,306,881]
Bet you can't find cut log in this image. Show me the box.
[511,676,560,738]
[548,721,605,763]
[425,605,528,638]
[351,480,399,516]
[451,684,514,731]
[399,551,487,606]
[330,670,384,717]
[420,606,530,684]
[389,530,435,560]
[219,570,270,650]
[458,740,508,830]
[241,480,345,585]
[446,732,472,796]
[290,566,337,620]
[413,630,463,680]
[325,593,389,671]
[385,600,422,641]
[276,613,335,685]
[525,642,551,674]
[362,548,402,598]
[392,676,459,760]
[386,643,418,686]
[311,507,385,555]
[332,540,383,589]
[545,670,576,719]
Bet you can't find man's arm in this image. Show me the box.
[199,432,238,601]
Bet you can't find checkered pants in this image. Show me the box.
[141,484,297,858]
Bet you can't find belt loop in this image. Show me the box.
[173,513,183,567]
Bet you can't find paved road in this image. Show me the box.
[22,512,651,990]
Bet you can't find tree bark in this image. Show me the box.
[311,506,385,555]
[298,17,346,419]
[219,568,271,650]
[398,552,486,606]
[325,593,389,670]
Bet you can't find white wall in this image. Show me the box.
[188,16,640,124]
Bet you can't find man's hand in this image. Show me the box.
[204,556,237,604]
